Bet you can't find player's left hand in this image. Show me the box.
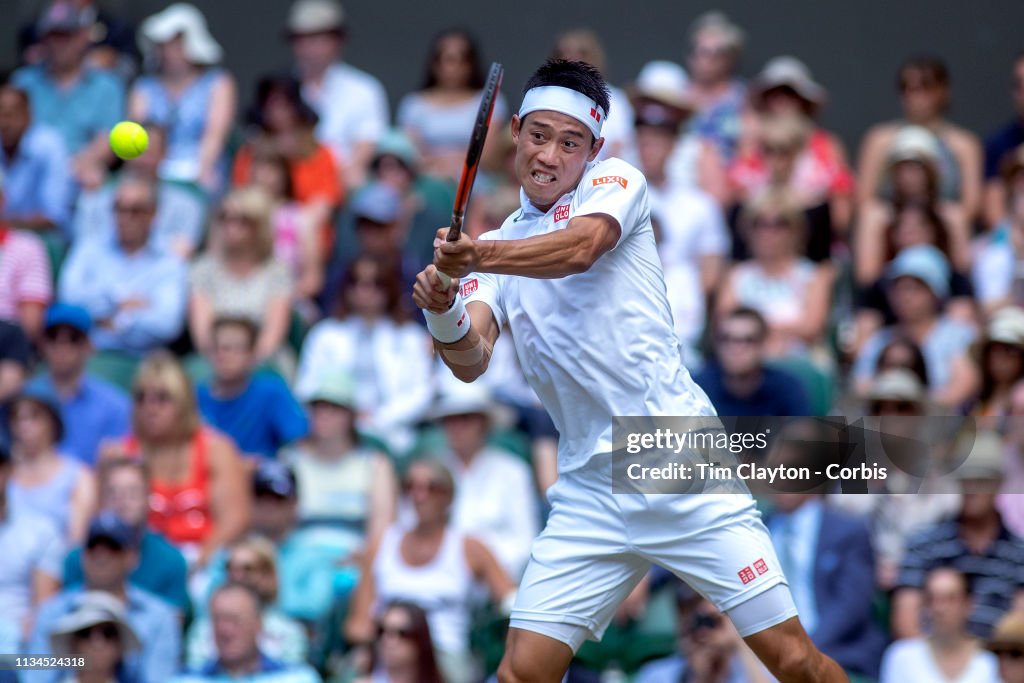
[433,228,478,279]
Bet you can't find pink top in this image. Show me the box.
[272,204,303,278]
[729,128,854,204]
[0,227,52,320]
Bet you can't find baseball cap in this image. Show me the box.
[888,125,942,167]
[38,1,96,35]
[287,0,345,35]
[950,430,1005,482]
[886,244,950,300]
[372,129,419,174]
[252,460,298,499]
[45,303,92,335]
[86,512,139,551]
[351,182,403,225]
[307,371,357,410]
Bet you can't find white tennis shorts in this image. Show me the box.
[510,452,795,652]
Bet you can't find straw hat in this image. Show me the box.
[750,56,827,110]
[424,375,514,428]
[50,591,141,655]
[861,368,929,405]
[140,3,223,66]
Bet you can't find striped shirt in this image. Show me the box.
[0,227,52,321]
[896,518,1024,638]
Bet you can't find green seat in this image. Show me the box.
[766,356,836,416]
[86,351,141,393]
[574,583,679,675]
[39,230,67,286]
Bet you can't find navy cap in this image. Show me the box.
[38,1,96,34]
[252,460,298,498]
[351,182,403,225]
[86,512,139,550]
[45,303,92,335]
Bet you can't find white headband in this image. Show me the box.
[518,85,606,139]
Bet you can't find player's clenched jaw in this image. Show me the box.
[511,111,604,213]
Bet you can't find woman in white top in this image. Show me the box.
[345,459,513,683]
[295,255,433,456]
[50,591,141,683]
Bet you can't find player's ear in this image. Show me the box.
[587,136,605,162]
[510,114,522,143]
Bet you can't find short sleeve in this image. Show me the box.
[574,162,648,247]
[461,231,506,328]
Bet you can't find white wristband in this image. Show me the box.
[423,293,471,344]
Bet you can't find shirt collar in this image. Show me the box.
[203,652,284,676]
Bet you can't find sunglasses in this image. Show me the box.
[900,78,939,93]
[219,210,253,225]
[871,400,919,415]
[377,624,415,640]
[114,203,154,215]
[752,217,792,231]
[74,623,120,642]
[132,388,174,405]
[998,649,1024,660]
[402,478,449,496]
[691,612,723,631]
[718,333,761,346]
[761,144,797,156]
[44,326,87,345]
[227,560,266,574]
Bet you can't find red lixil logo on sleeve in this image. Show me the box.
[738,566,756,584]
[553,204,570,222]
[754,559,769,575]
[592,175,628,189]
[460,279,478,297]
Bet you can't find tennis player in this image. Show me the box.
[412,59,847,683]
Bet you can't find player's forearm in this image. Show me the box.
[475,228,604,278]
[436,324,492,382]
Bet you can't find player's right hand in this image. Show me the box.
[413,264,459,314]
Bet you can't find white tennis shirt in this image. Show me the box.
[463,157,717,473]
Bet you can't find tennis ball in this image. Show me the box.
[109,121,149,160]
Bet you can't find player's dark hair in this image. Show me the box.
[523,59,611,119]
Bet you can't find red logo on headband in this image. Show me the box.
[590,107,602,122]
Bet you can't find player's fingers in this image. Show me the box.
[435,227,451,242]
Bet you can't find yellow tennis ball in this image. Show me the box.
[109,121,149,160]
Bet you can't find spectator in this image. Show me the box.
[47,590,142,683]
[973,144,1024,314]
[715,189,832,359]
[630,63,729,363]
[298,255,433,455]
[355,601,444,683]
[695,307,812,416]
[397,29,509,182]
[0,442,63,652]
[685,11,747,163]
[18,1,140,80]
[0,84,72,235]
[428,378,539,579]
[552,28,636,165]
[881,567,999,683]
[766,487,886,680]
[0,321,31,449]
[247,460,367,626]
[634,586,765,683]
[346,459,513,683]
[892,430,1024,640]
[29,304,131,466]
[132,3,236,192]
[197,316,308,460]
[858,56,983,221]
[986,611,1024,683]
[0,171,53,340]
[7,386,96,544]
[999,382,1024,537]
[856,126,972,285]
[12,1,125,170]
[63,458,189,614]
[73,124,208,260]
[319,182,423,318]
[852,245,978,406]
[58,174,188,360]
[186,536,309,669]
[279,371,395,536]
[287,0,389,188]
[970,307,1024,420]
[172,583,320,683]
[25,512,182,683]
[874,335,930,386]
[100,351,250,571]
[982,53,1024,228]
[188,187,294,374]
[232,75,343,255]
[732,56,854,235]
[245,147,323,312]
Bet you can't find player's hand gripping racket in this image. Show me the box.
[436,62,504,290]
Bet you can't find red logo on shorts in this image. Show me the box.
[592,175,628,189]
[553,204,570,222]
[460,279,478,297]
[754,559,769,575]
[738,566,756,584]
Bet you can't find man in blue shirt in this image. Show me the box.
[58,174,187,356]
[0,85,72,235]
[983,53,1024,225]
[28,303,130,465]
[12,2,125,158]
[25,512,182,683]
[695,308,811,417]
[172,582,320,683]
[197,317,308,459]
[63,459,189,614]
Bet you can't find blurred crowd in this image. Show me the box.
[2,1,1024,682]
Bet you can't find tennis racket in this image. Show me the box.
[436,61,504,289]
